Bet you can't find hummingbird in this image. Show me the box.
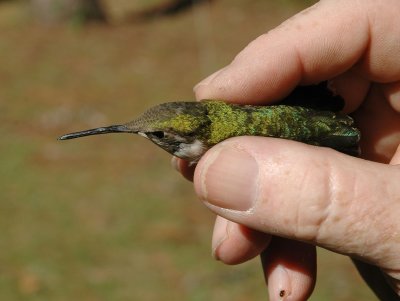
[58,83,360,163]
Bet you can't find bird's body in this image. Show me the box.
[59,100,360,163]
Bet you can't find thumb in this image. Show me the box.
[193,137,400,271]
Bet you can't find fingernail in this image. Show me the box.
[268,265,291,301]
[389,93,400,112]
[383,82,400,113]
[196,146,259,211]
[211,218,230,260]
[171,156,180,172]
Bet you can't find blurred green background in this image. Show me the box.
[0,0,377,300]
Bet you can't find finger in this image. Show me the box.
[193,137,400,271]
[376,144,400,295]
[212,217,316,300]
[194,0,370,104]
[352,259,400,301]
[382,81,400,114]
[211,216,271,264]
[390,144,400,165]
[171,156,195,181]
[353,143,400,301]
[262,238,316,301]
[328,70,370,113]
[354,84,400,163]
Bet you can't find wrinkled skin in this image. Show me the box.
[173,0,400,300]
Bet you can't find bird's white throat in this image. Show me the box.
[174,139,206,161]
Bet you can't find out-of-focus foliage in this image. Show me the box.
[0,0,377,300]
[31,0,106,23]
[30,0,213,24]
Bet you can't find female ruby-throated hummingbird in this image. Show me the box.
[58,83,360,162]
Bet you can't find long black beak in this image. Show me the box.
[58,125,133,140]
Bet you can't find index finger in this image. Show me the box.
[194,0,370,104]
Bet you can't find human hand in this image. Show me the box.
[176,0,400,300]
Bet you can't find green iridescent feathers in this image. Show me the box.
[126,100,360,156]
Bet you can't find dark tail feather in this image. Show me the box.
[317,133,361,157]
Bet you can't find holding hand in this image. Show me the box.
[178,0,400,300]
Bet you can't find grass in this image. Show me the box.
[0,0,376,300]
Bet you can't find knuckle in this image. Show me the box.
[291,154,345,243]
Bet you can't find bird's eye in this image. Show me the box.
[149,131,165,139]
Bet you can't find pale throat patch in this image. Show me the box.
[175,139,206,160]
